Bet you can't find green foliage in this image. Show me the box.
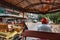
[46,12,60,24]
[38,12,60,24]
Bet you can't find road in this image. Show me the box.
[26,22,60,33]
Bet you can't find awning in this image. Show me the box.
[0,0,60,14]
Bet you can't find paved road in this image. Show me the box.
[26,22,41,31]
[26,22,60,33]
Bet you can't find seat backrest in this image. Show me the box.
[0,24,8,32]
[14,23,24,32]
[22,30,60,40]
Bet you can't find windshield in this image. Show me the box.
[25,12,60,33]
